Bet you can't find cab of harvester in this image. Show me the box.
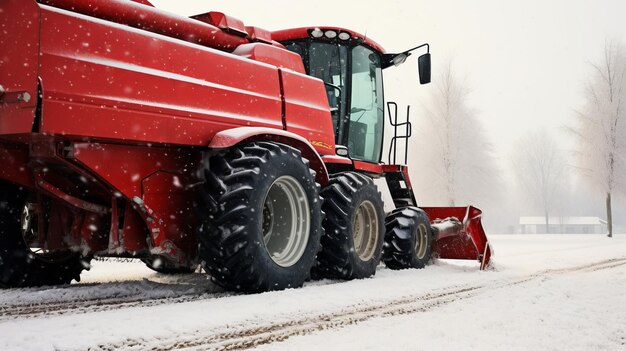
[273,27,431,169]
[275,28,389,167]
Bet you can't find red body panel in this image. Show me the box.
[38,5,284,145]
[72,143,200,263]
[423,206,492,270]
[321,155,353,165]
[354,160,384,175]
[0,146,32,189]
[31,3,336,153]
[0,0,40,136]
[280,69,336,155]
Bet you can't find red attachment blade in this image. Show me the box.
[422,206,492,270]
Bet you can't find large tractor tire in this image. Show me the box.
[382,207,433,269]
[197,142,322,293]
[0,182,90,288]
[314,172,385,280]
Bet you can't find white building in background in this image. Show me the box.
[519,217,607,234]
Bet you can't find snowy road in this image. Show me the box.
[0,235,625,351]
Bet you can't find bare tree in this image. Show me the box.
[410,61,498,207]
[572,41,626,237]
[512,130,566,233]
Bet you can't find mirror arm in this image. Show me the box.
[383,43,430,69]
[402,43,430,56]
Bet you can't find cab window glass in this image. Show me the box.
[348,45,383,162]
[309,43,347,136]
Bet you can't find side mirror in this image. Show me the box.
[418,53,431,85]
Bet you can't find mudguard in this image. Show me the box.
[209,126,330,186]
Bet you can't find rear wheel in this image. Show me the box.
[196,142,322,293]
[314,172,384,280]
[0,182,90,288]
[382,207,433,269]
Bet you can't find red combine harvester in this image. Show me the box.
[0,0,492,292]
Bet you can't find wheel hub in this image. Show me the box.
[21,202,42,251]
[261,176,311,267]
[20,200,75,262]
[415,223,429,259]
[352,200,379,261]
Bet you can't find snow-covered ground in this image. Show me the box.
[0,234,624,351]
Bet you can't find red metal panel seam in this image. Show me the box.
[35,3,43,133]
[277,69,287,130]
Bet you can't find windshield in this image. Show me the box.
[348,45,384,163]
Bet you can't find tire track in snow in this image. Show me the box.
[2,258,624,323]
[90,284,485,351]
[0,273,231,321]
[546,257,626,274]
[0,273,338,321]
[0,292,229,321]
[86,257,626,351]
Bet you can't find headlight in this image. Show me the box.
[324,30,337,39]
[311,28,324,38]
[338,32,351,40]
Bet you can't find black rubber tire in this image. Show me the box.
[0,182,90,288]
[196,142,322,293]
[314,172,385,280]
[382,206,433,270]
[141,257,196,274]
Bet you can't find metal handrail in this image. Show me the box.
[387,101,412,165]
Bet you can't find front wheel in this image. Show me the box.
[196,142,322,293]
[382,207,433,270]
[314,172,385,280]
